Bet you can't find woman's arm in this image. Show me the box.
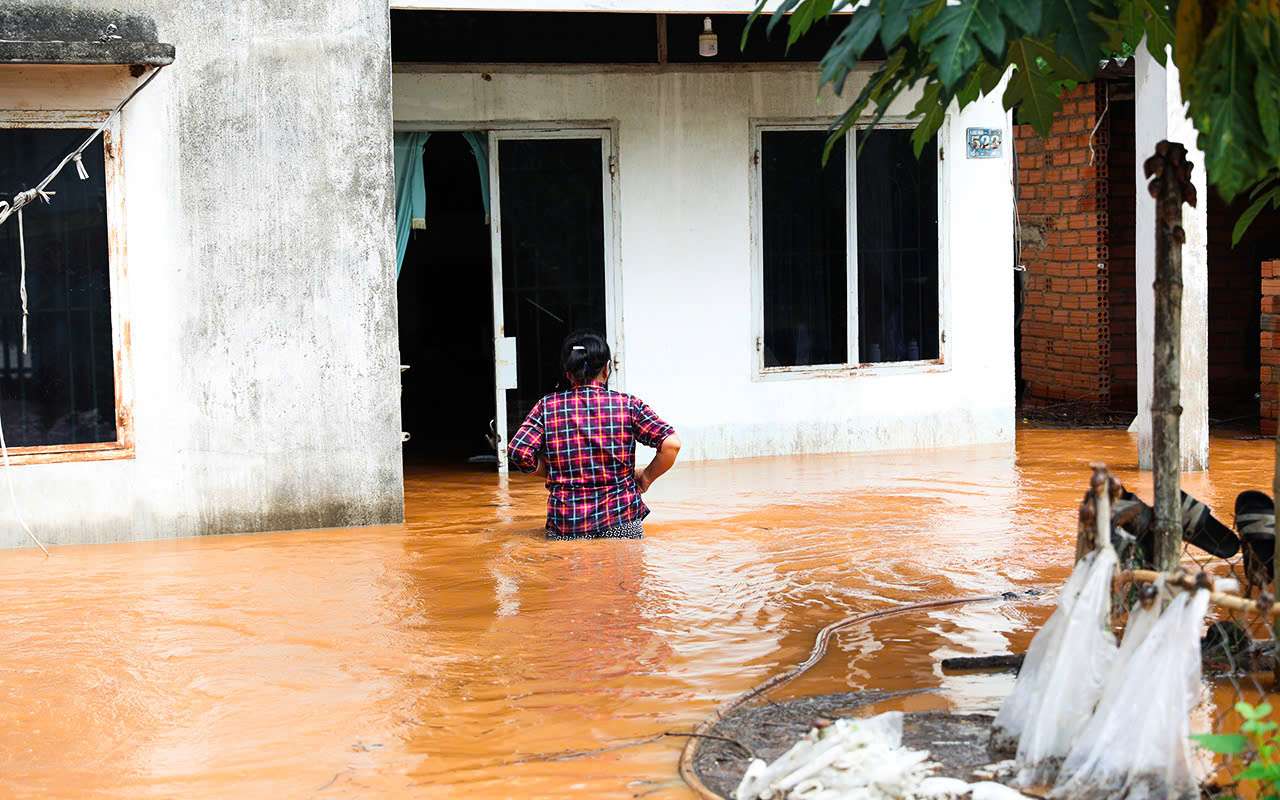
[636,434,681,493]
[507,401,545,474]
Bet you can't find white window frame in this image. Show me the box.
[749,117,949,380]
[0,110,134,464]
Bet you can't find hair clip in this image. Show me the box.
[572,345,585,350]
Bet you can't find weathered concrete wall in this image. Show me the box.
[1135,44,1208,472]
[0,1,404,547]
[394,69,1016,461]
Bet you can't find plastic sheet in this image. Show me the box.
[990,548,1115,757]
[733,712,1032,800]
[1050,588,1209,800]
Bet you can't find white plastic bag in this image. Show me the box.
[1012,546,1119,786]
[1050,588,1209,799]
[990,549,1103,753]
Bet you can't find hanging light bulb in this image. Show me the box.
[699,17,718,57]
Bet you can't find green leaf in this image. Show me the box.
[1190,733,1249,755]
[1238,762,1280,782]
[1190,8,1267,200]
[819,7,885,96]
[741,0,775,50]
[1039,0,1112,69]
[1174,0,1202,75]
[956,66,986,106]
[1137,0,1176,60]
[921,0,1009,86]
[1236,184,1280,243]
[1248,21,1280,168]
[785,0,835,49]
[996,0,1044,37]
[912,102,947,157]
[979,58,1007,94]
[767,0,805,39]
[1237,701,1272,720]
[910,80,949,157]
[1244,720,1280,736]
[1003,37,1073,134]
[881,0,936,49]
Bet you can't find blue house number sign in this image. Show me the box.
[966,127,1003,159]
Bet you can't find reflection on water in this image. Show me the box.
[0,429,1272,798]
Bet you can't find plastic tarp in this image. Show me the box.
[1051,588,1209,800]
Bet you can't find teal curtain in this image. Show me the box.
[460,132,491,225]
[394,131,431,277]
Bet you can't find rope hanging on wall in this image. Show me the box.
[0,64,167,556]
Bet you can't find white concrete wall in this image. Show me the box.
[1134,44,1209,472]
[0,1,404,547]
[395,69,1016,460]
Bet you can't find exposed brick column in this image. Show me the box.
[1262,259,1280,436]
[1016,83,1110,405]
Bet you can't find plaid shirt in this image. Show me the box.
[508,384,676,536]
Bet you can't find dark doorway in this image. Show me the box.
[497,136,608,436]
[398,132,494,464]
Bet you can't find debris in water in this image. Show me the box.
[732,712,1032,800]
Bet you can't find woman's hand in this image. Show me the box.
[635,468,653,493]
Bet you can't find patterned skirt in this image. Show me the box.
[546,519,644,541]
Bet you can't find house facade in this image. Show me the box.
[0,1,1015,547]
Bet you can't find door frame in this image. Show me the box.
[393,121,624,472]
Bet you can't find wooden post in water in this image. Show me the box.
[1143,142,1196,573]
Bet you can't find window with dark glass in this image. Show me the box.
[761,130,847,368]
[758,126,938,370]
[0,129,116,447]
[855,129,939,364]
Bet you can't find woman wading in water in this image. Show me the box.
[508,330,681,540]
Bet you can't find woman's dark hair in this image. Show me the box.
[561,330,611,386]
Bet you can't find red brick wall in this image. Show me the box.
[1262,259,1280,435]
[1107,99,1137,411]
[1017,83,1111,404]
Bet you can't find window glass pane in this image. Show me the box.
[0,129,116,447]
[761,130,847,367]
[855,129,939,363]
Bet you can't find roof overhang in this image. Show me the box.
[391,1,831,11]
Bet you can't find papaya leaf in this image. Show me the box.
[882,0,937,49]
[909,0,950,42]
[786,0,835,49]
[996,0,1044,37]
[768,0,805,39]
[921,0,1008,86]
[1247,22,1280,167]
[956,65,986,106]
[1190,732,1249,755]
[1192,8,1267,200]
[1175,0,1203,78]
[911,95,947,157]
[819,7,885,95]
[1003,37,1075,135]
[1040,0,1112,69]
[979,58,1008,94]
[1131,0,1176,59]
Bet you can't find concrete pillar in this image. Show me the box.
[1135,43,1209,471]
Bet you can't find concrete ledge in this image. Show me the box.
[0,40,174,66]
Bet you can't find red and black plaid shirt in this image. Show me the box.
[508,384,676,536]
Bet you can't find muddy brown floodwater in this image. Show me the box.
[0,428,1274,798]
